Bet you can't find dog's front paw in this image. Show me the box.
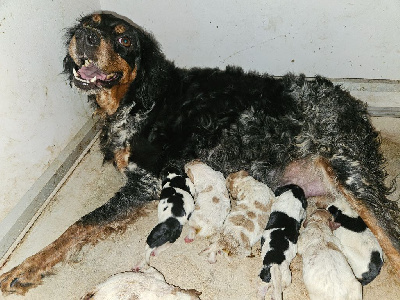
[0,261,45,295]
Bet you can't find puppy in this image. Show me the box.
[184,160,231,242]
[328,195,383,285]
[145,168,195,263]
[298,209,362,300]
[81,266,201,300]
[258,184,307,300]
[203,171,274,263]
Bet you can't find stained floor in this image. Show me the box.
[1,117,399,300]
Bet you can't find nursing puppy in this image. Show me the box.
[184,160,231,242]
[81,266,201,300]
[258,184,307,300]
[145,168,195,263]
[328,195,383,285]
[298,209,362,300]
[203,171,274,263]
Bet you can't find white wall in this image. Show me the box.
[100,0,400,80]
[0,0,101,222]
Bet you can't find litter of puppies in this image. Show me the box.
[121,162,384,299]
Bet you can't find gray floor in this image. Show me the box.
[1,117,399,300]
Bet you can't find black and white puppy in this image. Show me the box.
[258,184,307,300]
[145,168,195,263]
[328,196,383,285]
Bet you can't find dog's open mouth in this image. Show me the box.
[72,59,122,90]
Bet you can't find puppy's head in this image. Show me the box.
[63,13,142,114]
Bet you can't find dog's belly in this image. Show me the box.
[281,158,328,198]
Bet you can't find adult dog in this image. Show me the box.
[1,12,399,294]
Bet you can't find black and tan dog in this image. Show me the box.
[1,12,399,294]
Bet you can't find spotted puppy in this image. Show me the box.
[203,171,274,263]
[81,266,201,300]
[298,209,362,300]
[328,195,383,285]
[145,168,195,263]
[184,160,231,242]
[258,184,307,300]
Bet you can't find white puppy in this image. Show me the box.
[298,209,362,300]
[204,171,274,263]
[184,160,231,242]
[81,266,201,300]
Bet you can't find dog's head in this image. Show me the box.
[63,13,154,114]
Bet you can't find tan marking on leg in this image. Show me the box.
[114,146,131,172]
[0,203,151,295]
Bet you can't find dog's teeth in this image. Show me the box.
[85,60,91,66]
[90,76,97,83]
[73,68,78,78]
[106,73,115,79]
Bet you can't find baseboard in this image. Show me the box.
[0,116,102,266]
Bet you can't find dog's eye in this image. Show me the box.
[118,37,131,47]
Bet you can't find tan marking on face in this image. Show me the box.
[229,215,255,232]
[96,64,137,115]
[115,24,126,34]
[92,14,101,24]
[114,146,130,172]
[212,196,220,203]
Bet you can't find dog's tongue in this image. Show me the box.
[78,64,107,81]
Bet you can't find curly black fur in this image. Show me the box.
[62,13,400,258]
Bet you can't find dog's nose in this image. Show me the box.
[75,28,100,48]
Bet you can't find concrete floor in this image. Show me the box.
[1,117,399,300]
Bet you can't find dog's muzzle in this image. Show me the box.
[70,28,122,91]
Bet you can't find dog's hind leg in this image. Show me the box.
[316,156,400,276]
[0,168,159,295]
